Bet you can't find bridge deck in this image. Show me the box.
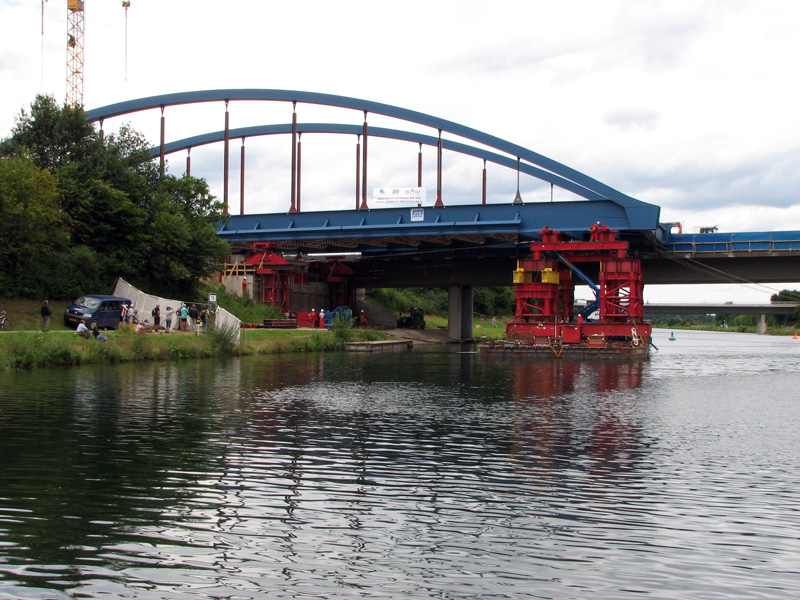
[217,203,658,256]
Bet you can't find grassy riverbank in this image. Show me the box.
[0,327,389,371]
[0,296,508,371]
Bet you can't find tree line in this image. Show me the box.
[367,286,515,318]
[0,95,229,300]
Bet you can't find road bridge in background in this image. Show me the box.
[642,302,800,335]
[643,303,799,315]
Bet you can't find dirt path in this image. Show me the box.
[384,327,458,344]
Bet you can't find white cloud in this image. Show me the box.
[604,107,662,131]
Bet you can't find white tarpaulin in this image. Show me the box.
[372,187,427,206]
[214,306,242,345]
[112,278,241,344]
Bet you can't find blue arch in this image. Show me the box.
[85,89,653,213]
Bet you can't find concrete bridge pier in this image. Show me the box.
[758,313,768,335]
[448,285,474,340]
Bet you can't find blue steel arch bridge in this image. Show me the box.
[86,90,800,334]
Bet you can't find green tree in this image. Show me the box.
[770,289,800,323]
[0,95,100,172]
[0,156,67,296]
[143,175,230,298]
[1,95,229,299]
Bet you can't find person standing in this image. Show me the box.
[189,304,199,332]
[180,304,189,331]
[152,304,161,327]
[40,300,52,332]
[165,306,174,332]
[242,277,248,298]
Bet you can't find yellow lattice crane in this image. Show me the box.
[66,0,85,107]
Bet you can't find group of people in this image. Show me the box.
[307,309,368,328]
[122,303,210,333]
[75,320,108,342]
[52,297,211,341]
[120,303,140,326]
[309,308,326,328]
[153,303,211,332]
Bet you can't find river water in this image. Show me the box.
[1,329,799,599]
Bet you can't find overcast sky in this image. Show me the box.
[2,0,799,302]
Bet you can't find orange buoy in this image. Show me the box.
[793,331,798,340]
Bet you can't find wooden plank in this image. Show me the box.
[344,340,412,352]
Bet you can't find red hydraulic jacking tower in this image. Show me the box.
[498,225,651,357]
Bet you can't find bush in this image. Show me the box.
[202,284,283,323]
[330,312,353,343]
[207,321,239,354]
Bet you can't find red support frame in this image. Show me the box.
[505,226,651,349]
[599,260,644,322]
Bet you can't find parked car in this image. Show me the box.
[64,295,131,330]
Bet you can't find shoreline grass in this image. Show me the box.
[0,327,390,371]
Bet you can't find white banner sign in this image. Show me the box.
[372,187,427,206]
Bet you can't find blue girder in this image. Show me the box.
[218,202,647,256]
[555,253,600,320]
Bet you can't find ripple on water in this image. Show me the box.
[0,340,799,599]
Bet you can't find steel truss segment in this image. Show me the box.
[378,237,421,247]
[419,236,453,246]
[451,234,486,244]
[351,238,390,247]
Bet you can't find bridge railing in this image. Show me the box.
[665,232,800,254]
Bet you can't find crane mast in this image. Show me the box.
[66,0,85,107]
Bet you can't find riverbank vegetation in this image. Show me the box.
[366,286,514,319]
[0,326,388,371]
[206,283,284,323]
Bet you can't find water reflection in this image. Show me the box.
[1,335,799,599]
